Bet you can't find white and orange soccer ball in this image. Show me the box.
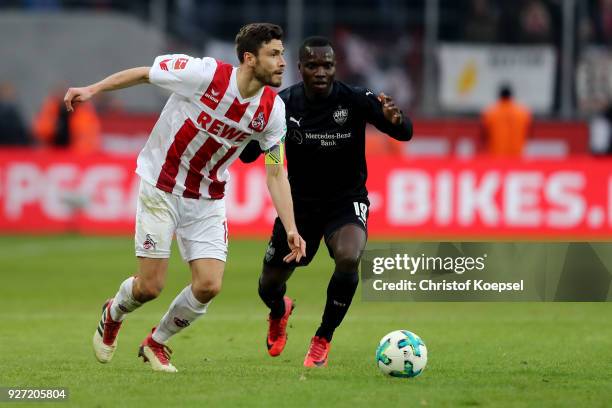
[376,330,428,378]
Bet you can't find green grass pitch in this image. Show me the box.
[0,235,611,407]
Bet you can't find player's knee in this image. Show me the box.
[260,265,293,289]
[334,248,362,272]
[134,279,164,302]
[192,279,222,302]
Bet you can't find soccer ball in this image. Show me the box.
[376,330,427,378]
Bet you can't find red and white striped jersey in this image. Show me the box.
[136,54,286,199]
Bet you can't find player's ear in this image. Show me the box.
[244,52,257,68]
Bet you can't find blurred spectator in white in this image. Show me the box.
[335,28,378,85]
[334,29,413,110]
[589,104,612,154]
[463,0,499,43]
[518,0,554,43]
[369,66,413,112]
[0,82,31,146]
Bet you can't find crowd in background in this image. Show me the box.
[0,81,102,152]
[2,0,612,154]
[3,0,612,45]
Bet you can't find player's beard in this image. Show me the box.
[254,64,282,87]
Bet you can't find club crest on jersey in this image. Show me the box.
[333,106,348,125]
[250,112,266,132]
[143,234,157,250]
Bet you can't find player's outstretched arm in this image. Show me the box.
[265,153,306,263]
[64,66,151,112]
[359,88,413,141]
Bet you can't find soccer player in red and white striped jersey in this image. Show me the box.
[64,23,305,373]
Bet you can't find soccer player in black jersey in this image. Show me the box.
[240,36,413,367]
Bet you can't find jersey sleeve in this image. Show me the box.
[354,86,413,141]
[255,97,287,151]
[149,54,215,98]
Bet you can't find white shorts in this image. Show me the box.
[135,180,228,262]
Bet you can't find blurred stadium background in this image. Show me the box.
[1,0,612,239]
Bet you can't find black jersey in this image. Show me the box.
[279,80,412,202]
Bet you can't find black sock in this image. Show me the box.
[258,277,286,319]
[315,270,359,341]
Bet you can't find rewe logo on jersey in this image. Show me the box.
[197,111,249,143]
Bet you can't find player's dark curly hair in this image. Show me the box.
[235,23,284,63]
[299,36,333,61]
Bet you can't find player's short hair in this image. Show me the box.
[235,23,284,63]
[299,36,334,61]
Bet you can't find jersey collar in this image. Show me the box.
[230,67,264,103]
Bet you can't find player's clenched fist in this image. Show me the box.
[64,86,94,112]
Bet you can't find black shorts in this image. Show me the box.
[263,198,369,268]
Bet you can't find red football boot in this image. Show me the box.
[303,336,331,367]
[266,296,294,357]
